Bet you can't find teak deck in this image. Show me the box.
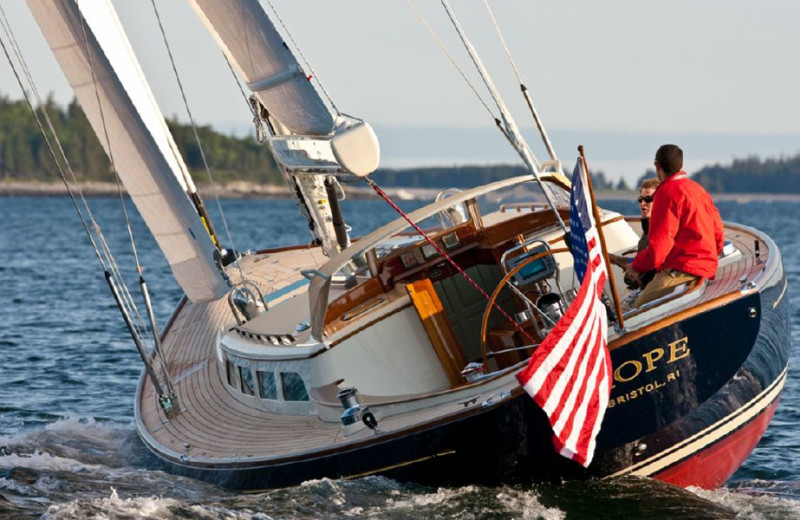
[137,221,769,466]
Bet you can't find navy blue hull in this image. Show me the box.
[158,276,789,491]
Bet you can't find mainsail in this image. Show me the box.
[187,0,334,136]
[27,0,229,302]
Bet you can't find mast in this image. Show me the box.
[440,0,568,233]
[26,0,229,303]
[187,0,380,258]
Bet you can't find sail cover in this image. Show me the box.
[187,0,334,136]
[27,0,228,302]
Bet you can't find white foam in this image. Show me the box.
[42,489,180,520]
[404,485,479,507]
[298,477,347,506]
[0,477,31,494]
[496,490,566,520]
[690,485,800,519]
[0,415,139,468]
[0,450,104,473]
[42,488,276,520]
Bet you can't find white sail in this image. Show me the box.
[187,0,334,136]
[26,0,228,303]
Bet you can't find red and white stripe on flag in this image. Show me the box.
[516,178,612,467]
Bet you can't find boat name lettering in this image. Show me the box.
[613,336,690,384]
[607,369,682,409]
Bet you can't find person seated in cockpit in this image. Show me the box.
[609,178,660,289]
[625,144,724,308]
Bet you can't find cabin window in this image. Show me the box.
[240,366,255,396]
[226,360,238,389]
[281,372,309,401]
[258,370,277,400]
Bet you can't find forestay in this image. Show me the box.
[27,0,228,302]
[187,0,334,136]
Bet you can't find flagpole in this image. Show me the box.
[578,146,625,329]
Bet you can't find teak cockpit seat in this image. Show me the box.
[622,278,707,319]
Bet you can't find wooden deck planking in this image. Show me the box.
[141,247,350,461]
[138,223,772,464]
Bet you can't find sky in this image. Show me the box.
[2,0,799,185]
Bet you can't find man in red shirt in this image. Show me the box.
[625,144,724,308]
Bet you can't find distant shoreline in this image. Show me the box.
[1,180,799,202]
[0,180,438,201]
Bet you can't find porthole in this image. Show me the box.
[281,372,309,402]
[225,359,238,389]
[240,366,255,396]
[258,370,277,400]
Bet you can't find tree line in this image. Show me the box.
[371,165,628,191]
[3,95,799,193]
[0,95,282,184]
[690,155,800,193]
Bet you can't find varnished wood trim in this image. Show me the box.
[324,277,383,328]
[406,279,466,387]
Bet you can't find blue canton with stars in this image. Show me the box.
[569,158,592,283]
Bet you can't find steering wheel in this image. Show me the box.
[479,247,569,369]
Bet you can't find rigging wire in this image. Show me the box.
[438,0,517,130]
[482,0,524,85]
[148,0,246,282]
[221,53,270,144]
[224,53,255,109]
[0,5,161,380]
[405,0,496,121]
[3,2,174,402]
[76,1,150,340]
[76,1,184,398]
[263,0,340,117]
[0,8,106,271]
[0,4,147,337]
[482,0,559,165]
[437,0,569,229]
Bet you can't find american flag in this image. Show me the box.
[516,157,612,467]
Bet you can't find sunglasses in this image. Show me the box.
[638,195,654,203]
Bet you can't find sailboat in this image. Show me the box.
[14,0,789,491]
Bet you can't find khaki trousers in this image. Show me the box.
[633,269,699,308]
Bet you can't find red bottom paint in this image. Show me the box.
[653,396,781,489]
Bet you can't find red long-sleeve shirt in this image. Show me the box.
[632,172,724,279]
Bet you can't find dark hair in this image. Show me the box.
[640,178,660,191]
[655,144,683,175]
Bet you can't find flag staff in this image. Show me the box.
[578,145,625,329]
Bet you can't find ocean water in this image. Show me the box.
[0,194,798,519]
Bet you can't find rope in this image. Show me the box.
[406,0,496,120]
[263,0,339,116]
[366,177,537,346]
[148,0,246,282]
